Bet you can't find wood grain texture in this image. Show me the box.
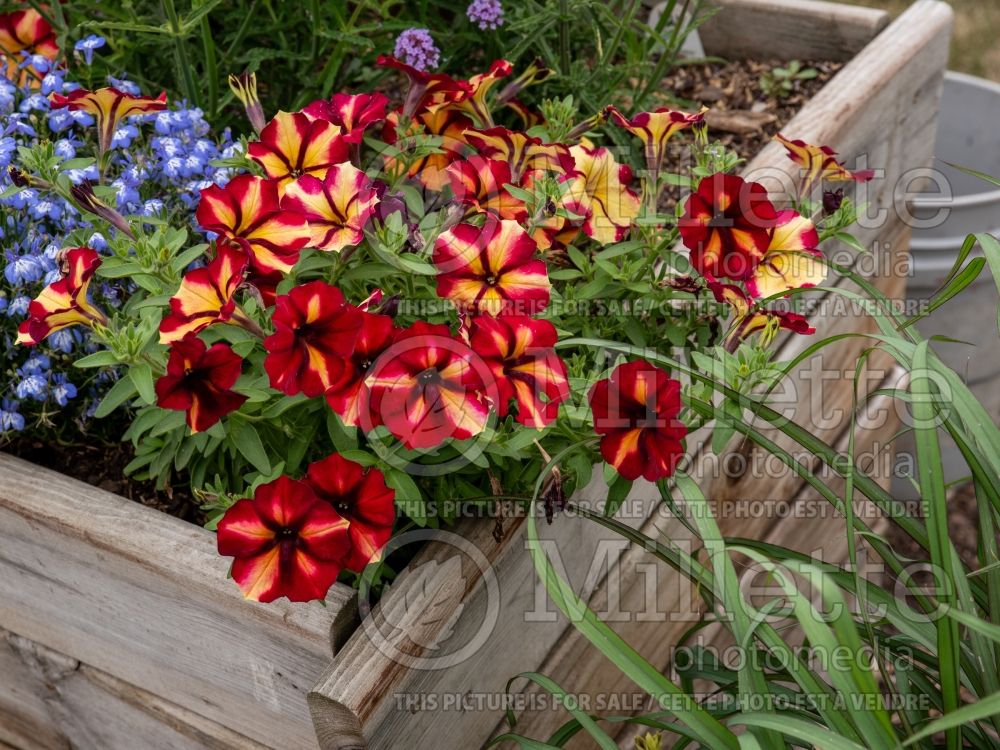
[0,626,270,750]
[0,453,357,749]
[697,0,891,62]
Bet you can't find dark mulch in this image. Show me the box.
[4,436,203,523]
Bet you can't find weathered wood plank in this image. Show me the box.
[0,626,270,750]
[0,453,357,749]
[697,0,891,62]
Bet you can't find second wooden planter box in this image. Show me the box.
[0,1,951,748]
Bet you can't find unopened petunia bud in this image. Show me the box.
[666,275,703,294]
[564,110,607,142]
[228,72,266,135]
[71,180,136,239]
[496,57,552,104]
[8,166,52,190]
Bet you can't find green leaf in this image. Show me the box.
[732,714,869,750]
[903,690,1000,745]
[942,161,1000,189]
[128,362,156,405]
[228,418,271,474]
[603,474,631,517]
[974,233,1000,335]
[94,377,138,418]
[73,350,120,368]
[506,673,618,750]
[385,468,427,526]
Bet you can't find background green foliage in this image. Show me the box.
[16,0,709,128]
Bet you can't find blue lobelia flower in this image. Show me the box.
[48,328,77,354]
[15,371,48,401]
[50,374,78,406]
[3,251,44,285]
[0,400,25,432]
[74,35,107,66]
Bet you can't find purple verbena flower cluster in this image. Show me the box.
[467,0,504,30]
[393,28,440,72]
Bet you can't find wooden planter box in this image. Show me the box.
[0,1,950,748]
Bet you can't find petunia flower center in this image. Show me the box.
[419,367,442,384]
[275,526,297,541]
[485,274,497,285]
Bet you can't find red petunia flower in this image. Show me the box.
[561,141,641,245]
[589,360,687,482]
[196,174,313,277]
[50,87,166,156]
[0,8,57,83]
[448,59,513,127]
[774,133,875,196]
[305,453,396,572]
[746,210,825,299]
[247,111,350,195]
[281,163,379,252]
[606,104,707,181]
[709,281,815,352]
[324,308,396,427]
[263,281,363,397]
[469,315,569,428]
[383,108,474,191]
[217,476,350,603]
[159,244,253,344]
[376,55,471,117]
[365,322,492,449]
[433,217,550,317]
[155,333,248,433]
[17,247,107,345]
[303,92,389,143]
[446,155,527,221]
[679,173,778,282]
[464,126,576,182]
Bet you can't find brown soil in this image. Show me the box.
[651,59,843,211]
[659,58,843,160]
[4,437,203,524]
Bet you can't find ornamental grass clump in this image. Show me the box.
[7,50,861,604]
